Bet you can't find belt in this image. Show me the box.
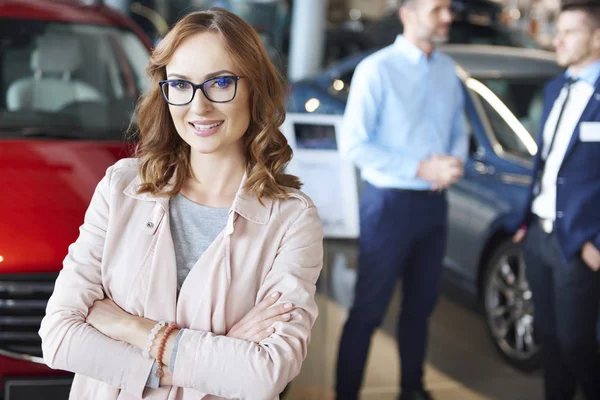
[534,215,554,234]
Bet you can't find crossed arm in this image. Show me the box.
[85,291,295,387]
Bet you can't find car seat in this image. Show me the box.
[6,33,105,112]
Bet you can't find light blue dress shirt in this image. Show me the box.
[340,35,468,190]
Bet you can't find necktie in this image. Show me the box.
[533,77,578,195]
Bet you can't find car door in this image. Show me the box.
[445,78,537,288]
[444,103,484,291]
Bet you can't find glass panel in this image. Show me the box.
[294,123,338,150]
[472,78,547,159]
[0,19,150,140]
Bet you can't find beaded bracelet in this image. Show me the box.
[155,323,178,378]
[142,321,166,359]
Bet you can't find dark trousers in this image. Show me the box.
[523,218,600,400]
[335,183,448,399]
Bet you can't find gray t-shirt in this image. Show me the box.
[169,193,229,291]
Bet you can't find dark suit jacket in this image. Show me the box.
[519,74,600,262]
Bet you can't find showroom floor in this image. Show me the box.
[283,242,548,400]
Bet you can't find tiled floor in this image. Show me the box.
[284,241,545,400]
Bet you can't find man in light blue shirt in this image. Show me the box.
[335,0,467,398]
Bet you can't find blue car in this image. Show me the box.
[288,44,600,372]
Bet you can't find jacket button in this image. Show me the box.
[146,221,154,229]
[557,177,565,185]
[557,211,564,219]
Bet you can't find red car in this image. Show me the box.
[0,0,150,398]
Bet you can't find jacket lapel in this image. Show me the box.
[531,77,567,176]
[563,77,600,163]
[122,175,178,323]
[122,176,171,212]
[144,213,178,323]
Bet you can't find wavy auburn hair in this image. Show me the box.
[133,8,300,199]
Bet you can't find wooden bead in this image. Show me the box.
[154,323,178,380]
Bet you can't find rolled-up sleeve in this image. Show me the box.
[38,165,154,397]
[172,205,324,400]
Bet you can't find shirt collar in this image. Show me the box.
[124,169,273,225]
[394,35,438,65]
[566,59,600,88]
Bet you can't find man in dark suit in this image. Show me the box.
[513,1,600,399]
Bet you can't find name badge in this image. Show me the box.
[580,122,600,142]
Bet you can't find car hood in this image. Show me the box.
[0,140,130,274]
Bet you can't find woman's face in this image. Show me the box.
[164,31,251,157]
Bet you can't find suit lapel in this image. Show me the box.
[563,77,600,163]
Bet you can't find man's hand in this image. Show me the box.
[582,242,600,271]
[417,154,464,190]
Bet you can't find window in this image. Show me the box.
[0,19,150,140]
[469,77,546,159]
[294,123,338,150]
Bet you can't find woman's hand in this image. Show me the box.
[86,297,138,342]
[226,292,295,343]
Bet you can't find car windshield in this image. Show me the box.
[0,19,150,140]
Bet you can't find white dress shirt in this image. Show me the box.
[532,79,595,220]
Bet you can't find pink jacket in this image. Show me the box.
[39,158,324,400]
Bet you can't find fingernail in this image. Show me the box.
[284,303,293,309]
[271,292,280,298]
[268,327,275,333]
[283,313,291,319]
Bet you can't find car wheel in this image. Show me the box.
[482,239,541,372]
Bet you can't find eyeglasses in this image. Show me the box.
[159,75,245,105]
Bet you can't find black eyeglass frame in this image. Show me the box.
[158,75,245,105]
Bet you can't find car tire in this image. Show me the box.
[482,239,541,372]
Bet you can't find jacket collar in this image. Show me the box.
[229,172,273,225]
[123,168,273,225]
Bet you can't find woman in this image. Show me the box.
[39,8,323,400]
